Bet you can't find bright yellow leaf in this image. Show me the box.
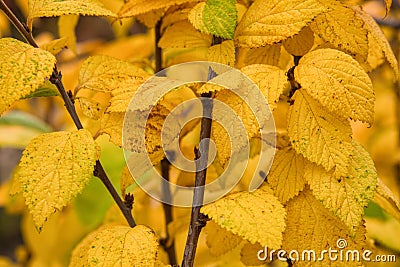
[136,8,165,28]
[236,44,281,68]
[15,129,97,230]
[201,187,286,249]
[305,141,377,234]
[204,220,243,256]
[40,37,68,55]
[120,165,135,197]
[310,2,368,60]
[0,38,56,114]
[355,8,399,79]
[267,146,306,203]
[69,224,158,267]
[282,188,369,267]
[295,48,375,123]
[207,40,235,66]
[287,89,353,176]
[58,15,79,54]
[158,21,212,49]
[283,26,314,56]
[241,64,290,110]
[118,0,198,18]
[78,55,149,93]
[98,112,124,147]
[373,178,400,222]
[235,0,327,47]
[76,55,150,116]
[28,0,115,30]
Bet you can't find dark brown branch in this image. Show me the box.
[94,161,136,227]
[155,21,177,265]
[182,36,222,266]
[160,158,177,266]
[0,0,136,228]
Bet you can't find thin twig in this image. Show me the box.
[0,0,136,228]
[181,37,221,267]
[155,20,178,265]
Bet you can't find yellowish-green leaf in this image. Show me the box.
[189,0,237,39]
[235,0,326,47]
[355,8,399,79]
[267,147,306,203]
[310,3,368,60]
[118,0,198,18]
[0,38,56,114]
[283,26,314,56]
[201,187,286,249]
[287,89,353,176]
[207,40,235,66]
[58,15,79,54]
[39,37,68,55]
[158,21,212,49]
[241,64,289,110]
[282,188,369,267]
[373,178,400,222]
[295,48,375,123]
[15,129,97,230]
[98,112,124,147]
[204,220,242,256]
[305,141,377,233]
[236,44,281,68]
[28,0,115,26]
[69,224,158,267]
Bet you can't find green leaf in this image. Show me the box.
[189,0,237,39]
[21,80,59,99]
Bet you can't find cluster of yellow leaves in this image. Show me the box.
[1,0,400,266]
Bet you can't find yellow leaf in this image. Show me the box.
[373,178,400,222]
[120,165,135,197]
[236,44,281,68]
[283,26,314,56]
[267,147,306,204]
[355,8,399,79]
[58,15,79,54]
[204,220,242,256]
[69,224,158,267]
[188,2,207,34]
[287,89,353,176]
[15,129,97,230]
[136,8,165,28]
[39,37,68,55]
[118,0,198,18]
[98,112,124,147]
[0,38,56,114]
[201,187,286,249]
[305,141,377,233]
[78,55,149,93]
[158,21,212,49]
[235,0,326,47]
[28,0,115,27]
[384,0,392,15]
[76,55,150,116]
[282,188,369,267]
[241,64,289,110]
[240,242,266,266]
[207,40,235,66]
[295,48,375,123]
[310,3,368,60]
